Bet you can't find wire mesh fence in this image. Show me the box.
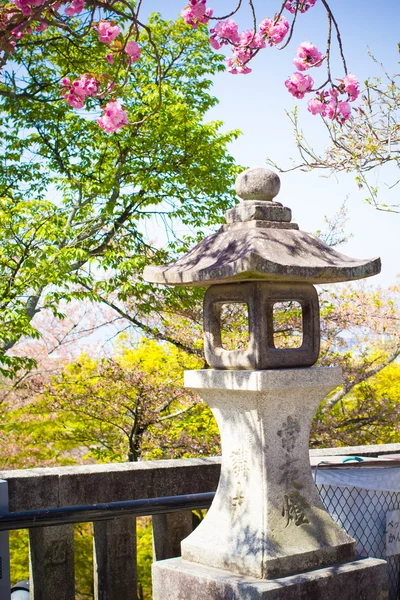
[318,484,400,600]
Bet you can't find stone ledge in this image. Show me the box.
[184,367,342,391]
[0,457,221,511]
[152,557,388,600]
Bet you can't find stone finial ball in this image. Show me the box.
[235,167,281,202]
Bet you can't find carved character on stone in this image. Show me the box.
[230,447,249,510]
[282,491,310,527]
[277,415,301,452]
[45,540,67,566]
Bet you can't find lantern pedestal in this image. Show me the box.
[152,368,388,600]
[182,368,355,578]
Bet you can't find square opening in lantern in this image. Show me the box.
[220,303,250,351]
[272,301,303,349]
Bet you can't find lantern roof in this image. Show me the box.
[143,167,380,287]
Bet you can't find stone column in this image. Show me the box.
[93,517,137,600]
[152,367,388,599]
[29,525,75,600]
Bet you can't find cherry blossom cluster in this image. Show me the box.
[61,75,99,109]
[293,41,323,71]
[307,75,359,123]
[1,0,358,133]
[181,0,213,28]
[11,0,45,17]
[284,39,359,123]
[97,100,128,133]
[284,42,322,98]
[207,16,289,74]
[57,19,140,131]
[285,72,314,99]
[64,0,84,17]
[96,21,141,64]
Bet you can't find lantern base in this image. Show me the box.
[152,557,388,600]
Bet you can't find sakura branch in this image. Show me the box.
[0,0,359,132]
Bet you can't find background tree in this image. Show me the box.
[0,14,240,377]
[1,338,219,467]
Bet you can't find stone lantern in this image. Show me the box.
[145,168,388,599]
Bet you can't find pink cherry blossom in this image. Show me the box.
[125,40,140,61]
[210,19,240,45]
[259,17,289,46]
[11,27,25,38]
[97,100,128,133]
[181,0,213,29]
[343,73,359,102]
[97,21,120,44]
[285,72,314,98]
[64,0,84,16]
[239,29,266,49]
[61,74,99,109]
[232,45,252,64]
[285,0,317,14]
[105,53,114,65]
[293,42,324,71]
[307,97,326,116]
[35,22,47,32]
[226,57,251,75]
[11,0,46,16]
[209,36,222,50]
[326,99,351,123]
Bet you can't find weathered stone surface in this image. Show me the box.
[0,458,221,511]
[182,368,355,579]
[203,281,320,370]
[235,167,281,201]
[225,201,292,224]
[143,226,380,286]
[93,517,137,600]
[152,557,388,600]
[221,220,299,231]
[29,525,75,600]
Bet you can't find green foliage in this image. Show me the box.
[137,519,153,600]
[2,338,219,466]
[74,524,94,600]
[9,530,29,587]
[312,362,400,447]
[0,13,240,376]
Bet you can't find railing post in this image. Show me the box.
[152,511,193,561]
[0,480,10,600]
[29,525,75,600]
[93,517,137,600]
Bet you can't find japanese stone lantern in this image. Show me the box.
[146,168,387,600]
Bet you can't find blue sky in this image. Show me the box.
[145,0,400,287]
